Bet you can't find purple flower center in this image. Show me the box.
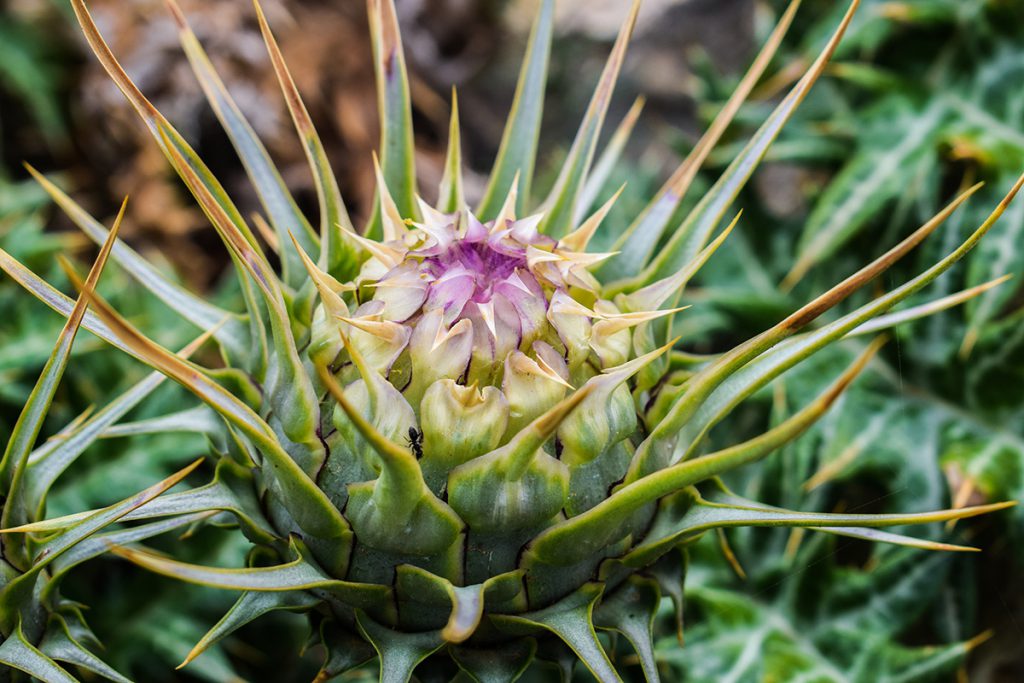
[423,241,528,304]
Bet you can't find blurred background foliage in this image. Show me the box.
[1,0,1022,680]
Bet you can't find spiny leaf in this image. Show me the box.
[575,96,645,226]
[539,0,641,238]
[593,577,661,683]
[51,512,214,582]
[315,621,377,682]
[166,0,320,289]
[628,0,861,289]
[154,121,324,468]
[70,0,270,374]
[707,490,986,554]
[110,540,388,616]
[0,460,201,633]
[180,591,319,670]
[847,275,1013,338]
[251,0,359,279]
[633,181,984,476]
[600,0,802,283]
[0,200,125,555]
[0,246,134,358]
[0,621,78,683]
[477,0,555,219]
[527,340,880,565]
[664,174,1023,465]
[438,88,465,213]
[624,492,1009,570]
[356,611,445,683]
[25,166,246,358]
[367,0,419,235]
[100,405,220,438]
[70,0,261,249]
[112,545,325,589]
[25,329,215,519]
[118,476,276,544]
[39,614,132,683]
[493,584,621,683]
[70,274,351,547]
[655,275,1014,405]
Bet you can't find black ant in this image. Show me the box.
[405,427,424,459]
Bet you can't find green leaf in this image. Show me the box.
[665,583,980,683]
[39,614,132,683]
[251,0,359,280]
[636,177,1013,475]
[25,330,213,519]
[154,122,324,470]
[99,405,220,438]
[70,0,274,380]
[666,176,1023,467]
[50,512,213,582]
[1,202,124,555]
[112,538,391,619]
[118,471,276,544]
[367,0,419,233]
[593,577,661,683]
[0,460,201,632]
[0,621,78,683]
[538,0,640,237]
[25,167,246,359]
[599,0,801,282]
[477,0,555,219]
[0,247,135,359]
[180,590,319,670]
[493,584,622,683]
[316,620,377,681]
[355,610,445,683]
[626,0,861,289]
[167,0,320,290]
[76,280,351,553]
[622,489,1003,570]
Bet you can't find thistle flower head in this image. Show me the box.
[0,0,1018,680]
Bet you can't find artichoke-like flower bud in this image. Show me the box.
[448,387,593,533]
[339,301,411,377]
[547,289,594,378]
[419,380,509,493]
[308,291,352,371]
[501,348,570,437]
[555,344,668,468]
[404,308,474,409]
[308,302,344,369]
[558,383,635,467]
[330,376,417,482]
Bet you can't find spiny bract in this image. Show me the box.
[0,0,1021,681]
